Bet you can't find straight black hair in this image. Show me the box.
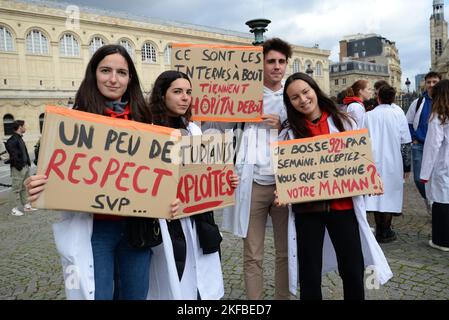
[149,70,192,129]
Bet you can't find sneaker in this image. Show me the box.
[11,207,24,216]
[23,203,38,212]
[428,240,449,252]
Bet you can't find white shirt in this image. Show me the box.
[253,85,287,185]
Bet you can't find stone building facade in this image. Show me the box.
[329,60,389,97]
[336,33,402,94]
[0,0,330,147]
[431,0,449,78]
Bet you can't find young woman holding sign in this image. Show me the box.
[25,45,180,300]
[146,70,239,299]
[276,72,392,300]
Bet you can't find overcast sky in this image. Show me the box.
[52,0,449,90]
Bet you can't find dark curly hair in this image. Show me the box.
[263,38,292,60]
[149,70,192,129]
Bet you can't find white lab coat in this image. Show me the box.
[53,122,223,300]
[405,97,426,131]
[347,102,365,128]
[148,122,224,300]
[220,85,288,237]
[362,104,411,213]
[420,115,449,204]
[284,116,393,296]
[219,123,257,238]
[52,212,95,300]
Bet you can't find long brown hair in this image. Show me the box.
[346,79,369,98]
[431,79,449,125]
[149,70,192,129]
[283,72,351,138]
[74,44,150,123]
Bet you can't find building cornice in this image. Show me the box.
[1,0,253,43]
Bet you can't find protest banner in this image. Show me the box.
[171,43,263,122]
[176,131,235,216]
[34,106,236,218]
[272,129,383,204]
[34,105,181,218]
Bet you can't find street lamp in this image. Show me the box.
[306,64,314,77]
[245,19,271,46]
[405,78,411,93]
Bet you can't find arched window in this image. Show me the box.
[164,45,171,65]
[39,113,45,133]
[292,59,300,73]
[59,33,80,57]
[89,36,105,55]
[305,60,314,75]
[315,62,323,76]
[119,39,134,59]
[142,42,157,63]
[26,29,49,55]
[0,26,14,52]
[3,114,14,136]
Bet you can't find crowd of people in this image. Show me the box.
[5,36,445,301]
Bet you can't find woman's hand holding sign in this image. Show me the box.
[274,189,289,207]
[25,174,47,203]
[261,113,281,130]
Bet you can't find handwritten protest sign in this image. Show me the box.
[272,129,383,204]
[34,106,181,218]
[171,43,263,122]
[34,106,236,218]
[177,131,235,216]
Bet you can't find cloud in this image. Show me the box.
[256,0,431,89]
[55,0,441,90]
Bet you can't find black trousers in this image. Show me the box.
[432,202,449,247]
[294,209,365,300]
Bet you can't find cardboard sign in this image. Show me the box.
[177,132,235,216]
[171,43,263,122]
[34,106,236,218]
[34,105,181,218]
[272,129,383,204]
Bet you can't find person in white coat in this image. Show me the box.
[24,45,180,300]
[420,79,449,252]
[343,79,372,128]
[277,72,392,300]
[362,84,412,243]
[406,71,441,213]
[147,70,239,299]
[221,38,292,300]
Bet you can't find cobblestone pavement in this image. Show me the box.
[0,179,447,300]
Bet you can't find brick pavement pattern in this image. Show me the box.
[0,179,447,300]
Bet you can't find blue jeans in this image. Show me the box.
[411,143,426,199]
[91,219,152,300]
